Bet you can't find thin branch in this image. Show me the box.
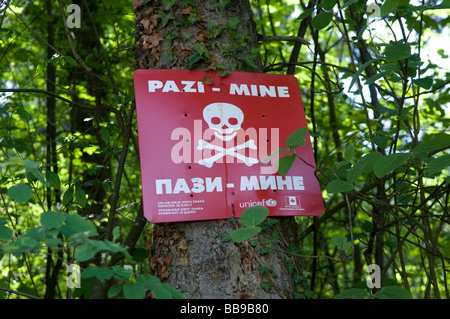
[0,287,41,299]
[261,244,342,262]
[105,103,136,241]
[0,88,95,110]
[56,0,92,74]
[8,7,63,57]
[258,35,310,45]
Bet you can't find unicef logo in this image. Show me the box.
[239,198,277,209]
[265,199,277,207]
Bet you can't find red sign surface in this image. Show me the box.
[133,70,323,223]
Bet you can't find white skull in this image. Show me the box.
[203,102,244,141]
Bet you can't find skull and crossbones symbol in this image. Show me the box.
[197,102,259,168]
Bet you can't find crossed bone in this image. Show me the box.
[197,139,259,168]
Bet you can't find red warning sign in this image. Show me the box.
[133,70,323,223]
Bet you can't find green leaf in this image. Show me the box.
[297,8,314,20]
[373,133,389,149]
[374,286,412,299]
[100,127,109,144]
[424,154,450,175]
[381,63,400,72]
[443,239,450,258]
[334,288,368,299]
[277,154,296,176]
[62,185,74,206]
[40,211,66,231]
[358,151,384,174]
[349,58,377,91]
[321,0,337,11]
[362,221,373,233]
[16,108,31,121]
[158,10,175,27]
[219,0,231,8]
[112,265,133,281]
[75,186,87,208]
[380,0,400,17]
[330,234,351,250]
[229,226,262,243]
[221,232,231,243]
[23,227,46,242]
[45,171,61,189]
[384,43,412,61]
[139,274,161,286]
[45,237,63,247]
[238,54,259,70]
[365,70,391,85]
[152,283,175,299]
[81,266,114,282]
[63,56,77,67]
[0,225,13,240]
[92,240,131,258]
[107,285,122,298]
[75,240,101,262]
[227,17,241,29]
[260,281,273,293]
[191,42,210,58]
[347,162,366,184]
[75,239,130,262]
[113,226,121,242]
[262,148,286,164]
[240,206,269,227]
[60,213,98,238]
[344,144,355,161]
[412,134,450,158]
[14,236,41,252]
[312,11,333,30]
[412,76,433,90]
[326,179,354,193]
[163,0,177,10]
[286,127,308,150]
[28,167,50,187]
[342,0,360,10]
[138,275,179,299]
[373,153,410,178]
[123,281,145,299]
[7,183,32,203]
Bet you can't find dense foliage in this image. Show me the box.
[0,0,449,299]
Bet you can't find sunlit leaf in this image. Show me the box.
[240,206,269,227]
[384,43,412,61]
[424,154,450,175]
[229,226,262,243]
[380,0,400,17]
[277,154,296,176]
[286,127,308,150]
[412,134,450,158]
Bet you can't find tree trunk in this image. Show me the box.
[134,0,300,298]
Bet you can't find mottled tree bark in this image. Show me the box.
[134,0,300,298]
